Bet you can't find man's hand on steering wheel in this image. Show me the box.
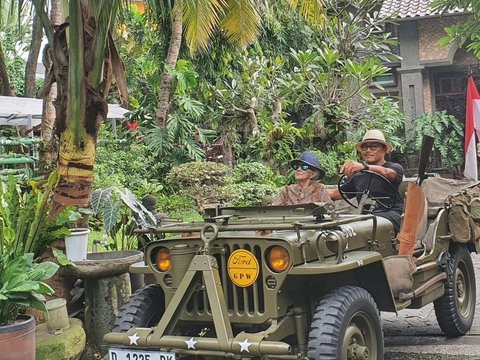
[337,170,397,212]
[339,160,366,177]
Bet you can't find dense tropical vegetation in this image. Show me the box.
[0,0,467,244]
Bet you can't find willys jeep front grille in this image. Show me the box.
[185,243,265,318]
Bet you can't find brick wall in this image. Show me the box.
[423,71,432,114]
[418,15,468,62]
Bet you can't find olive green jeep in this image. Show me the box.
[104,173,479,360]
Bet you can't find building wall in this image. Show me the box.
[418,15,467,62]
[423,70,432,114]
[397,14,478,118]
[451,46,478,66]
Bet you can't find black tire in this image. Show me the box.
[113,284,165,332]
[434,244,476,337]
[307,286,383,360]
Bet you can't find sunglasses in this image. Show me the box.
[360,142,386,151]
[292,163,313,171]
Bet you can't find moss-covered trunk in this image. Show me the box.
[0,42,13,96]
[33,0,120,217]
[155,4,183,128]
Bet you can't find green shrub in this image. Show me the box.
[94,141,158,191]
[166,161,230,189]
[231,162,276,184]
[408,111,463,170]
[156,194,197,214]
[156,195,202,221]
[306,149,343,179]
[223,182,278,206]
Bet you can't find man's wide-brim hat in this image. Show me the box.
[290,151,326,180]
[355,129,393,153]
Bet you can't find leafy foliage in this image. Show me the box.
[224,182,277,206]
[90,187,157,251]
[308,149,344,180]
[166,162,232,211]
[338,97,407,156]
[0,172,79,326]
[0,4,31,96]
[0,252,58,325]
[94,128,159,191]
[165,161,282,210]
[408,111,464,170]
[0,173,81,258]
[156,195,202,222]
[166,161,230,189]
[432,0,480,57]
[230,162,276,184]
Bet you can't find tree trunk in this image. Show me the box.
[272,98,282,124]
[24,13,43,98]
[0,42,13,96]
[155,5,183,128]
[38,0,63,175]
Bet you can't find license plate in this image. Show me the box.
[109,348,176,360]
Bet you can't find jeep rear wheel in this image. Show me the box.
[113,284,165,332]
[307,286,383,360]
[434,245,476,337]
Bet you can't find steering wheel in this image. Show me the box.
[337,170,398,213]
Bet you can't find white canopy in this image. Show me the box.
[0,96,129,127]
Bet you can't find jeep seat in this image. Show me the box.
[421,177,478,218]
[397,182,426,255]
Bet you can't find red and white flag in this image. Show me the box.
[464,76,480,180]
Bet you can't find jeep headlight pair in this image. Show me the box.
[153,245,290,273]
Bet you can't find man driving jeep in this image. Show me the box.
[328,129,404,233]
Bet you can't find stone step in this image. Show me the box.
[36,318,86,360]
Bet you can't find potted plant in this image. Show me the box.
[0,173,80,359]
[0,252,59,359]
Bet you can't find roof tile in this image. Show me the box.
[380,0,466,19]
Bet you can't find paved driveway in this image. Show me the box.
[383,252,480,359]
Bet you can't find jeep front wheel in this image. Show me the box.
[113,284,165,332]
[307,286,383,360]
[434,244,476,337]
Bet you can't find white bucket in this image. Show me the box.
[64,228,90,261]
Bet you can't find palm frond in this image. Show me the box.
[67,0,86,145]
[144,0,172,25]
[182,0,226,53]
[289,0,326,26]
[144,126,174,157]
[90,0,121,87]
[220,0,261,49]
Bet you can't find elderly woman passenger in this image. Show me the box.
[272,152,332,206]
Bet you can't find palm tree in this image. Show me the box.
[0,0,18,96]
[0,42,12,95]
[32,0,127,213]
[37,0,62,175]
[152,0,326,127]
[24,12,42,98]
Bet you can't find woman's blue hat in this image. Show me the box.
[290,152,326,180]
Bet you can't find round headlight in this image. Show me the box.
[267,246,290,272]
[155,247,172,272]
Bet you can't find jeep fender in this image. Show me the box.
[289,250,396,312]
